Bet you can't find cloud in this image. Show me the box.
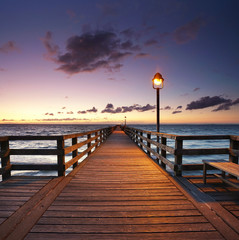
[101,103,155,114]
[87,107,97,113]
[212,98,239,112]
[43,30,141,74]
[67,111,74,114]
[0,67,6,72]
[77,110,87,114]
[176,105,182,110]
[45,113,54,116]
[193,87,200,92]
[172,111,182,114]
[173,17,205,44]
[0,41,19,53]
[186,96,231,110]
[164,106,172,110]
[41,32,59,60]
[78,107,98,114]
[101,104,122,114]
[39,118,89,122]
[134,104,155,112]
[1,119,14,122]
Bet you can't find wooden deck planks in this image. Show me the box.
[1,128,239,239]
[26,129,227,240]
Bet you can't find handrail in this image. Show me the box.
[0,126,116,181]
[123,126,239,176]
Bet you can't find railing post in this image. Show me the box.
[147,133,151,156]
[87,134,91,156]
[100,130,103,143]
[72,137,78,168]
[229,137,239,164]
[140,132,143,149]
[135,130,138,146]
[95,131,99,148]
[161,137,166,169]
[1,138,11,180]
[57,137,65,176]
[174,138,182,176]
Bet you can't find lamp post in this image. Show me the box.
[152,72,164,133]
[124,116,127,126]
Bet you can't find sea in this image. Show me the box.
[0,124,239,178]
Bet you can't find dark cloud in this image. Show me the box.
[134,104,155,112]
[43,30,140,74]
[101,104,122,114]
[0,67,5,71]
[173,17,205,44]
[101,103,155,114]
[45,113,54,116]
[186,96,230,110]
[58,112,64,114]
[193,87,200,92]
[62,107,66,109]
[67,111,74,114]
[77,110,87,114]
[164,106,172,110]
[212,98,239,112]
[78,107,97,114]
[87,107,98,113]
[122,105,136,113]
[172,111,182,114]
[106,103,114,109]
[176,105,182,110]
[0,41,19,53]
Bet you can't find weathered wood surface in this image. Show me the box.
[186,175,239,235]
[1,128,239,239]
[26,128,236,239]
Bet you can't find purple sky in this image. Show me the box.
[0,0,239,124]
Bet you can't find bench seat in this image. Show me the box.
[203,160,239,189]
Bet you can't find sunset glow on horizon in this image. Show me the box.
[1,0,239,125]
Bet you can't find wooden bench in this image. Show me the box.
[203,160,239,189]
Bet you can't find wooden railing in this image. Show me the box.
[124,127,239,176]
[0,126,116,181]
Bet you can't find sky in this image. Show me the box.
[0,0,239,125]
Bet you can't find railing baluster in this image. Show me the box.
[174,138,183,176]
[87,134,91,156]
[147,133,151,156]
[140,132,143,149]
[57,137,65,176]
[1,138,11,180]
[161,137,166,169]
[72,137,78,168]
[229,137,239,164]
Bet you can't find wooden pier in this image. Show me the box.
[0,127,239,239]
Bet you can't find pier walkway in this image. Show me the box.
[0,127,239,239]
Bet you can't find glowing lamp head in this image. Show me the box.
[152,72,164,89]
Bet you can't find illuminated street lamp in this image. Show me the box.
[152,73,164,133]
